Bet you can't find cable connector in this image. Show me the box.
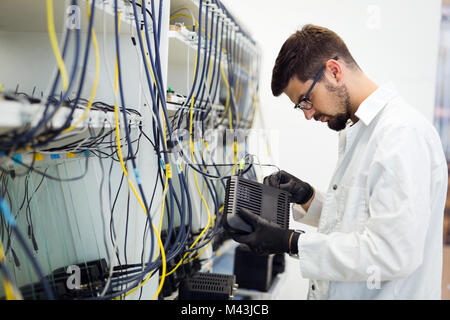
[166,139,174,151]
[165,164,172,179]
[176,160,183,174]
[237,158,245,177]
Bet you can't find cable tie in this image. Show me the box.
[167,139,174,150]
[12,154,22,165]
[134,168,142,185]
[176,161,183,174]
[165,164,172,179]
[34,153,44,161]
[0,199,16,228]
[239,158,245,170]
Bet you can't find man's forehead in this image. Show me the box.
[284,76,308,103]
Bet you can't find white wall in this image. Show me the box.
[222,0,442,299]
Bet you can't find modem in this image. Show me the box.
[222,176,291,233]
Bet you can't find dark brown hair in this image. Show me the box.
[271,24,360,96]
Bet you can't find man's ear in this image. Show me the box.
[325,59,343,84]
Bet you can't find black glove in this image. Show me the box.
[263,170,314,205]
[229,208,301,255]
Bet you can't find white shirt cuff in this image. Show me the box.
[291,190,325,227]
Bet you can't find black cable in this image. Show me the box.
[34,0,96,148]
[1,153,89,182]
[0,196,54,299]
[0,0,81,152]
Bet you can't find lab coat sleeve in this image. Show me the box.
[298,126,432,281]
[291,190,325,227]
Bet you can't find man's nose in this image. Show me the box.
[303,108,316,120]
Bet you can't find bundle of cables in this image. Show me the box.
[0,0,262,300]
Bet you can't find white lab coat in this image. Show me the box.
[292,82,448,299]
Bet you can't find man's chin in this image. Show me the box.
[327,116,348,132]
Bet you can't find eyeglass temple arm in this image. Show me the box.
[305,56,339,96]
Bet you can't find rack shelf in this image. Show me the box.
[0,0,140,34]
[0,98,143,152]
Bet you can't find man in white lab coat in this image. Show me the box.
[230,24,448,299]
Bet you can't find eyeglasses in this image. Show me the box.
[294,56,339,111]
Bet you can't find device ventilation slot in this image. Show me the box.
[237,199,261,213]
[191,283,226,292]
[240,180,263,195]
[224,180,235,216]
[236,180,263,215]
[276,194,289,229]
[194,273,231,280]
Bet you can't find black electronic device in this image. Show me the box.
[222,176,291,233]
[178,272,237,300]
[233,244,274,292]
[14,259,108,300]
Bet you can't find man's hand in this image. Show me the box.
[264,170,314,205]
[229,208,294,255]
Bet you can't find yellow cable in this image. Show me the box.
[3,279,15,300]
[216,65,231,128]
[111,12,166,300]
[164,97,214,273]
[164,53,238,276]
[208,55,213,88]
[63,1,100,134]
[170,14,213,39]
[199,140,214,228]
[159,164,170,235]
[186,54,214,258]
[248,90,258,128]
[140,29,158,86]
[140,28,168,151]
[139,27,171,239]
[236,82,243,122]
[164,54,214,278]
[170,13,199,29]
[219,66,238,174]
[46,0,69,91]
[0,240,16,300]
[232,140,238,175]
[186,240,212,264]
[170,13,211,38]
[138,23,171,247]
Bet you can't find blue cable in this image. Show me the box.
[0,197,55,300]
[113,0,155,275]
[34,0,97,147]
[0,0,79,151]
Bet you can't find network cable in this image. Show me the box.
[0,197,54,299]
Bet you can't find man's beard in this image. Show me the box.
[327,111,350,131]
[323,83,352,132]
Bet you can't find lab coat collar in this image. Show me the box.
[354,82,399,126]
